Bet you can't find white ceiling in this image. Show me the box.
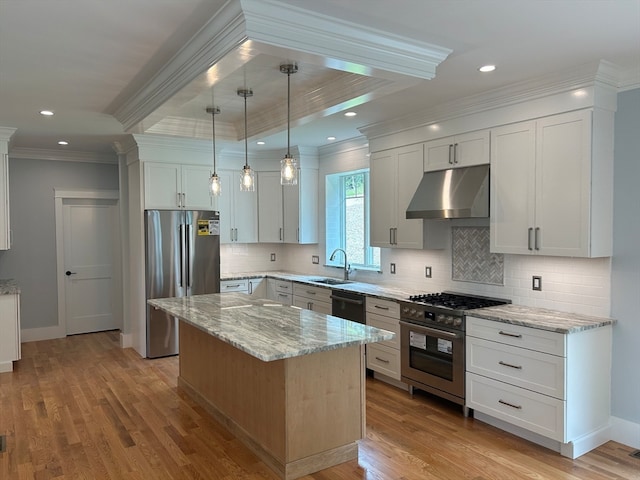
[1,0,639,156]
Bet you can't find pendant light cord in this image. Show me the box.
[244,92,248,169]
[211,109,217,174]
[286,70,291,157]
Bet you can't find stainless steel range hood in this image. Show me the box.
[405,164,490,219]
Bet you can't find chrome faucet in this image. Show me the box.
[329,248,350,280]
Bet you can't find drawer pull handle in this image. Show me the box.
[374,305,390,310]
[498,399,522,410]
[499,361,522,370]
[499,330,522,338]
[225,284,241,288]
[374,356,390,364]
[305,290,317,295]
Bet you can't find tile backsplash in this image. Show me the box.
[451,227,504,285]
[221,242,611,318]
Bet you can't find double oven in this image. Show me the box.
[399,292,509,415]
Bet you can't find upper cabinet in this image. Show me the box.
[257,169,318,244]
[424,129,490,171]
[144,162,214,210]
[212,170,258,244]
[490,109,613,257]
[370,144,424,249]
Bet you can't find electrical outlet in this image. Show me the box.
[270,253,276,262]
[390,263,396,274]
[425,266,432,278]
[532,275,542,291]
[312,255,319,264]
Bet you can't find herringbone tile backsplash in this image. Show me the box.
[452,226,504,285]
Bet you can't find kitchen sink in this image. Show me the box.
[310,277,352,285]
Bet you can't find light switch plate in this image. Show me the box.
[532,275,542,291]
[425,266,432,278]
[270,253,276,262]
[390,263,396,274]
[312,255,319,264]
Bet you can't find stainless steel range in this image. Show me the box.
[400,292,510,415]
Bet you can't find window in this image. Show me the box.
[326,169,380,270]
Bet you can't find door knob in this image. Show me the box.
[65,271,77,276]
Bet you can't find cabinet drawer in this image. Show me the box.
[365,297,400,318]
[220,279,249,293]
[367,313,400,349]
[367,343,400,380]
[274,280,293,293]
[467,373,565,442]
[467,316,565,356]
[293,283,331,303]
[273,292,292,305]
[467,337,565,399]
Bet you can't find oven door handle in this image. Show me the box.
[400,321,463,340]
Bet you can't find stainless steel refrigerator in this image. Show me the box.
[144,209,220,358]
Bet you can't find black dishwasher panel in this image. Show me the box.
[330,290,365,324]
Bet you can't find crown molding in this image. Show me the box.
[131,133,211,153]
[240,0,451,80]
[9,147,117,164]
[111,0,247,131]
[318,136,369,157]
[360,60,622,140]
[0,127,17,144]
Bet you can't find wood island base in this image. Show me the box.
[178,321,366,480]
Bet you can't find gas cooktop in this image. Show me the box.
[406,292,510,311]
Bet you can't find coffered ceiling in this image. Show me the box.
[0,0,638,157]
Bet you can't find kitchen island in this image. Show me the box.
[147,293,394,480]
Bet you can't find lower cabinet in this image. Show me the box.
[466,316,612,458]
[267,279,293,305]
[365,297,401,381]
[292,283,331,314]
[220,278,265,297]
[0,293,21,373]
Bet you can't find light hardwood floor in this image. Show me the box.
[0,331,638,479]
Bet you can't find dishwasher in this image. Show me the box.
[330,290,365,324]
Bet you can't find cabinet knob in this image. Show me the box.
[65,271,77,276]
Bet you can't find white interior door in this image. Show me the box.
[63,199,119,335]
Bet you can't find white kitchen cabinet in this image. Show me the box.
[424,129,490,171]
[0,152,11,250]
[267,278,293,304]
[212,170,258,244]
[220,279,249,293]
[258,172,284,243]
[144,162,214,209]
[490,109,613,257]
[283,168,318,244]
[370,144,424,249]
[466,316,612,459]
[247,277,266,297]
[257,169,318,244]
[292,283,331,314]
[365,297,401,381]
[0,293,21,373]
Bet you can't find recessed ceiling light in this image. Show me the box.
[344,111,357,117]
[478,65,496,73]
[327,136,336,141]
[40,110,54,116]
[57,140,69,146]
[256,141,265,145]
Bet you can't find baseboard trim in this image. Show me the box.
[119,332,133,349]
[0,361,14,373]
[20,325,65,343]
[610,416,640,449]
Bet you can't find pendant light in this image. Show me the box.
[280,63,298,185]
[206,106,221,196]
[237,88,255,192]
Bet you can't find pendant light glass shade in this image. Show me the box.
[280,63,298,186]
[238,88,255,192]
[206,106,221,196]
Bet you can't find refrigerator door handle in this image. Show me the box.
[186,224,192,287]
[179,224,185,287]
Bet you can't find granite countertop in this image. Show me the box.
[467,304,615,334]
[0,279,20,295]
[148,293,395,362]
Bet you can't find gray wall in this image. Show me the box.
[0,158,119,330]
[611,88,640,424]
